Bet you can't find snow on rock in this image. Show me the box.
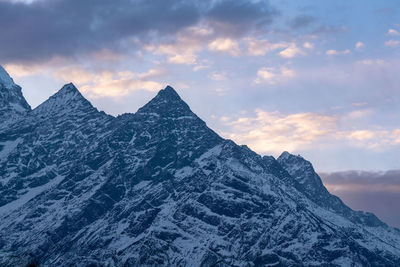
[0,65,31,126]
[0,65,15,88]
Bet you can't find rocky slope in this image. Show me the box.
[0,67,399,266]
[0,65,30,128]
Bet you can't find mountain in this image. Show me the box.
[0,67,400,266]
[0,66,31,127]
[277,152,385,227]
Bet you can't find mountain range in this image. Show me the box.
[0,66,400,266]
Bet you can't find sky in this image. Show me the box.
[0,0,399,173]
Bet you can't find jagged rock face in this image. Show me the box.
[0,66,31,126]
[277,152,385,227]
[0,69,400,266]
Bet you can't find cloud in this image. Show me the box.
[167,54,197,65]
[326,49,351,55]
[221,110,337,153]
[388,29,400,36]
[54,66,165,97]
[289,14,315,29]
[355,41,365,49]
[246,38,288,56]
[303,42,314,49]
[319,170,400,228]
[91,49,124,62]
[356,58,385,66]
[0,0,201,63]
[256,67,276,81]
[345,130,384,141]
[208,38,240,56]
[220,106,400,154]
[385,40,400,47]
[4,57,71,77]
[320,170,400,192]
[145,26,211,65]
[206,0,277,37]
[210,72,227,81]
[192,65,210,72]
[54,67,95,85]
[0,0,277,63]
[255,66,295,84]
[335,128,400,151]
[279,44,304,58]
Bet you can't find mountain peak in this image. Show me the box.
[33,83,95,116]
[278,151,303,161]
[277,151,316,180]
[155,85,182,102]
[0,65,31,119]
[0,65,15,88]
[58,82,80,94]
[137,85,195,118]
[277,150,327,198]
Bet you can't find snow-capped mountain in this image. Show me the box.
[0,66,31,127]
[0,66,400,266]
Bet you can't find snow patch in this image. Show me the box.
[0,174,64,217]
[0,138,22,160]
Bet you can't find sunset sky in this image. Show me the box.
[1,0,399,173]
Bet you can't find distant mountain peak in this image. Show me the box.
[153,85,183,104]
[278,151,303,161]
[0,65,31,120]
[277,151,319,184]
[33,83,95,116]
[0,65,15,88]
[137,85,195,118]
[58,82,80,93]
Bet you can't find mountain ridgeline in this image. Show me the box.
[0,67,399,266]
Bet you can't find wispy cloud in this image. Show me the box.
[289,14,315,29]
[246,38,288,56]
[303,42,314,49]
[254,66,295,84]
[355,41,365,50]
[208,38,240,56]
[54,66,165,97]
[210,71,227,81]
[279,44,304,58]
[385,40,400,47]
[220,108,400,154]
[221,109,337,153]
[326,49,351,55]
[387,29,400,36]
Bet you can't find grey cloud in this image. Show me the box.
[206,0,278,36]
[0,0,277,63]
[320,170,400,186]
[289,14,315,29]
[319,170,400,228]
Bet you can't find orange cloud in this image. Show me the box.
[246,38,288,56]
[326,49,351,56]
[54,67,165,98]
[279,44,304,58]
[255,66,295,84]
[221,110,337,153]
[220,107,400,155]
[208,38,240,56]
